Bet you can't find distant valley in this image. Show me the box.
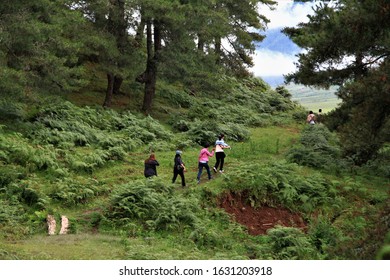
[257,28,340,112]
[285,83,340,113]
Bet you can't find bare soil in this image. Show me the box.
[219,192,307,235]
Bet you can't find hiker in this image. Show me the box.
[144,153,159,178]
[172,150,186,187]
[306,110,316,125]
[213,133,230,173]
[317,109,323,123]
[197,142,215,184]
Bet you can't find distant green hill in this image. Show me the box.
[285,83,340,113]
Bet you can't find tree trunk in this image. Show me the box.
[141,19,161,114]
[103,73,115,108]
[106,0,126,96]
[135,12,145,47]
[215,36,222,63]
[198,33,204,52]
[113,75,123,95]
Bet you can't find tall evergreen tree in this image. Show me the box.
[283,0,390,164]
[0,0,88,97]
[135,0,276,113]
[188,0,276,78]
[72,0,143,108]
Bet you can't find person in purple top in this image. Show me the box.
[197,142,215,184]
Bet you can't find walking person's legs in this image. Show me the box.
[219,152,226,172]
[172,168,178,183]
[197,163,204,183]
[179,171,186,187]
[205,163,212,179]
[214,153,222,172]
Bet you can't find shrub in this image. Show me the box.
[221,161,338,213]
[0,200,30,239]
[185,119,250,145]
[108,178,199,231]
[49,177,106,206]
[286,124,344,170]
[159,83,194,108]
[266,226,324,259]
[308,216,342,258]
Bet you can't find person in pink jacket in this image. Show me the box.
[197,142,215,184]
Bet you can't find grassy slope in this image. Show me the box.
[1,83,389,260]
[0,125,301,260]
[285,83,340,113]
[1,121,388,260]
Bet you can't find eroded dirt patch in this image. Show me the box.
[219,192,307,235]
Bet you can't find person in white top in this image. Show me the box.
[213,134,230,173]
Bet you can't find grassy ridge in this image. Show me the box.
[285,83,340,113]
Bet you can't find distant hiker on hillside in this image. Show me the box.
[317,109,323,123]
[306,110,316,125]
[144,153,159,178]
[172,150,186,187]
[213,133,231,174]
[197,142,215,184]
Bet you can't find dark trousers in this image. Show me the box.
[172,168,186,187]
[214,152,226,171]
[197,162,211,180]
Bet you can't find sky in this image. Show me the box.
[250,0,316,80]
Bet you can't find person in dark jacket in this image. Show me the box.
[172,150,186,187]
[144,153,159,178]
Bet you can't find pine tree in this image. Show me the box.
[0,0,89,96]
[72,0,143,108]
[283,0,390,164]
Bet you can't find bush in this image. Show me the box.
[266,226,324,259]
[49,177,107,206]
[159,83,194,108]
[108,178,199,231]
[221,161,338,213]
[286,124,344,170]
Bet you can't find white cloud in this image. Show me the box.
[251,49,297,77]
[251,1,315,78]
[259,0,316,29]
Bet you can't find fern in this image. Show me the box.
[49,177,106,206]
[108,178,199,231]
[266,226,324,259]
[221,161,338,212]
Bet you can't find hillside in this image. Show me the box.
[1,0,390,266]
[1,76,389,261]
[285,83,340,113]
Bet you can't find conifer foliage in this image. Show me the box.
[283,0,390,164]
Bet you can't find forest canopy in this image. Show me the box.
[0,0,276,111]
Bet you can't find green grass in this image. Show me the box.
[0,126,301,260]
[286,83,341,113]
[1,124,389,260]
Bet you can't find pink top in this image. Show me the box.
[198,148,214,163]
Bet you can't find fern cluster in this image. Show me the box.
[49,177,107,206]
[0,129,58,171]
[221,161,339,213]
[286,124,346,171]
[264,226,324,259]
[28,102,173,150]
[108,178,199,231]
